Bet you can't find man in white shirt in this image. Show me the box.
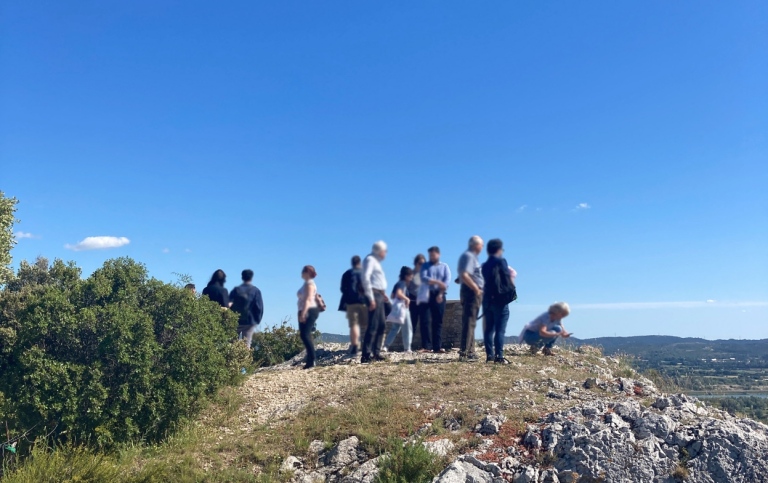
[361,240,389,363]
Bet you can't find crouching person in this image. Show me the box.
[519,302,571,356]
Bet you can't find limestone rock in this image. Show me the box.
[478,414,507,435]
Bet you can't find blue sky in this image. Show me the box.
[2,1,766,340]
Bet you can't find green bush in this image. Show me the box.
[375,440,445,483]
[0,257,251,454]
[251,320,307,367]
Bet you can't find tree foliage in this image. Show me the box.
[0,257,251,453]
[0,191,19,286]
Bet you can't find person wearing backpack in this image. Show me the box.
[339,256,368,355]
[229,269,264,350]
[481,239,517,364]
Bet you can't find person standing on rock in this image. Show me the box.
[419,246,452,353]
[519,302,571,356]
[338,255,367,355]
[481,239,516,364]
[383,266,414,352]
[229,269,264,350]
[202,269,230,308]
[297,265,321,369]
[457,236,484,362]
[360,241,389,364]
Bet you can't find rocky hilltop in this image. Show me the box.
[201,343,768,483]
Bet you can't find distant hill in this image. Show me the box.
[319,332,349,344]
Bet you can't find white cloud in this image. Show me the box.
[572,301,768,310]
[575,202,591,210]
[516,204,527,213]
[65,236,130,251]
[14,231,39,239]
[162,248,170,254]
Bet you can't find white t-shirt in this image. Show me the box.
[297,280,317,310]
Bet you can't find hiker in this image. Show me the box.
[457,236,484,362]
[360,241,389,364]
[202,269,230,308]
[418,246,452,353]
[297,265,321,369]
[184,283,196,294]
[519,302,572,356]
[338,256,368,355]
[383,266,414,352]
[408,254,426,349]
[481,239,517,364]
[229,269,264,350]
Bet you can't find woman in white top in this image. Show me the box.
[297,265,320,369]
[519,302,572,356]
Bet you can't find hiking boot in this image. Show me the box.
[529,345,540,355]
[495,357,510,365]
[349,345,359,355]
[373,354,388,362]
[381,346,388,353]
[434,348,447,354]
[543,347,555,357]
[303,362,315,370]
[466,353,480,362]
[486,356,495,363]
[360,355,373,364]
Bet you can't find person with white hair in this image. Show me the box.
[518,302,572,356]
[457,236,484,362]
[360,241,389,363]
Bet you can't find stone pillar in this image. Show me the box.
[388,300,463,351]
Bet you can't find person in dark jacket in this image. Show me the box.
[229,269,264,350]
[481,239,514,364]
[339,256,367,355]
[202,269,230,308]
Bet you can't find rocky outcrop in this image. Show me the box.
[281,436,382,483]
[434,394,768,483]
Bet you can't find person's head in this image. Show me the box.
[486,239,503,257]
[428,246,441,263]
[399,266,414,283]
[241,269,254,283]
[548,302,571,321]
[209,269,226,285]
[468,236,484,255]
[184,283,196,294]
[302,265,317,281]
[372,240,387,261]
[351,255,361,269]
[413,253,426,269]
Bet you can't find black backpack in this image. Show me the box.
[350,269,367,304]
[230,286,252,324]
[491,263,517,306]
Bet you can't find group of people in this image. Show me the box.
[337,237,572,366]
[198,235,572,370]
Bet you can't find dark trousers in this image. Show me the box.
[482,302,509,359]
[417,293,446,350]
[459,285,480,355]
[362,292,386,357]
[299,308,320,365]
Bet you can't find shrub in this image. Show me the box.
[0,257,251,454]
[375,440,444,483]
[251,320,306,367]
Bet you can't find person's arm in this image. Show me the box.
[222,288,231,308]
[441,264,452,294]
[395,286,409,302]
[252,289,264,324]
[361,258,374,304]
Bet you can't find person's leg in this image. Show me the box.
[372,293,387,357]
[361,304,376,359]
[482,303,496,359]
[419,303,432,350]
[459,286,471,355]
[408,300,419,341]
[495,305,510,359]
[347,306,360,350]
[469,293,480,355]
[522,329,543,347]
[384,321,401,348]
[243,325,257,350]
[299,311,316,367]
[402,310,413,352]
[431,295,446,352]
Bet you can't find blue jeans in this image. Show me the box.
[483,302,509,359]
[522,325,561,348]
[384,309,413,351]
